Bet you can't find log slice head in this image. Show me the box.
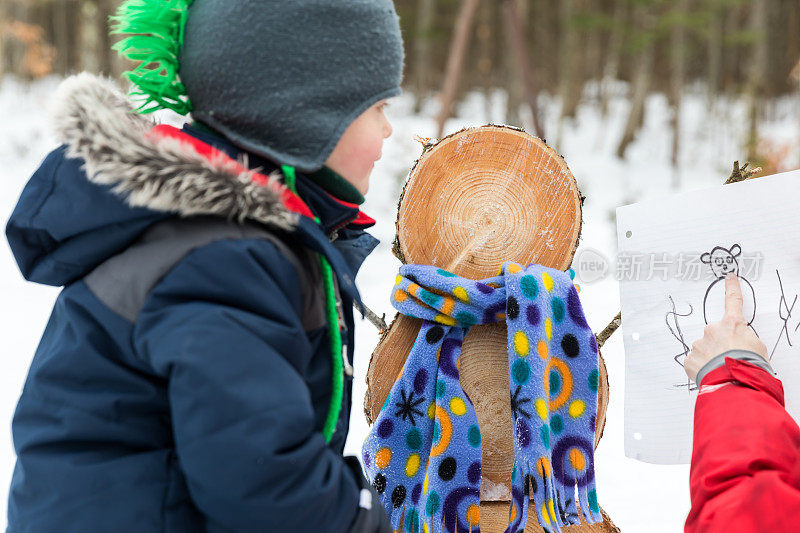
[395,125,582,277]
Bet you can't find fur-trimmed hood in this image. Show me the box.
[6,73,311,286]
[52,73,298,229]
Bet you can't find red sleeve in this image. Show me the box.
[685,357,800,532]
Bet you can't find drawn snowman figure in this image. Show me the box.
[701,243,758,336]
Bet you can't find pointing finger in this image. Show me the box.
[724,272,744,320]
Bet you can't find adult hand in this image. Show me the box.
[684,273,768,382]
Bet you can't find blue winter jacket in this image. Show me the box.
[5,74,390,532]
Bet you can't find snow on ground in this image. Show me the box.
[1,75,798,531]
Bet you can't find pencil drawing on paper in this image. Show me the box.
[701,243,758,337]
[665,243,759,392]
[770,268,799,359]
[665,295,697,391]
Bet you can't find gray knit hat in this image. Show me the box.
[178,0,405,172]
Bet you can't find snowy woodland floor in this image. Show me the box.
[1,76,798,531]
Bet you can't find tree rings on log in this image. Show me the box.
[394,125,583,278]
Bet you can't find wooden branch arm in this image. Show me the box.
[355,302,388,332]
[724,160,762,184]
[596,312,621,350]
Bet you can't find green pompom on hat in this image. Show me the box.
[110,0,195,115]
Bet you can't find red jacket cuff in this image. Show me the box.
[700,356,785,406]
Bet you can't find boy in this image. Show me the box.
[5,1,403,531]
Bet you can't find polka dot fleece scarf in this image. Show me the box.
[361,262,602,533]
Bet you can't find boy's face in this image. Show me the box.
[325,99,393,195]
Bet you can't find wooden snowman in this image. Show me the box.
[364,126,619,532]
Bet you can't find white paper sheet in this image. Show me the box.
[616,168,800,464]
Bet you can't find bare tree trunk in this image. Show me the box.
[67,0,82,74]
[0,0,7,81]
[504,46,523,128]
[788,7,799,76]
[502,0,545,137]
[517,0,529,20]
[763,1,780,100]
[98,0,117,76]
[79,0,100,73]
[615,6,655,159]
[502,0,521,127]
[722,5,745,92]
[477,0,494,122]
[436,0,480,138]
[52,0,71,75]
[555,0,573,149]
[670,0,688,188]
[707,0,723,103]
[586,0,604,92]
[600,0,626,116]
[6,0,28,77]
[558,0,581,121]
[503,46,525,128]
[794,58,800,168]
[413,0,435,114]
[745,0,768,160]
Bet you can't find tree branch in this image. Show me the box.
[596,312,621,350]
[356,302,388,332]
